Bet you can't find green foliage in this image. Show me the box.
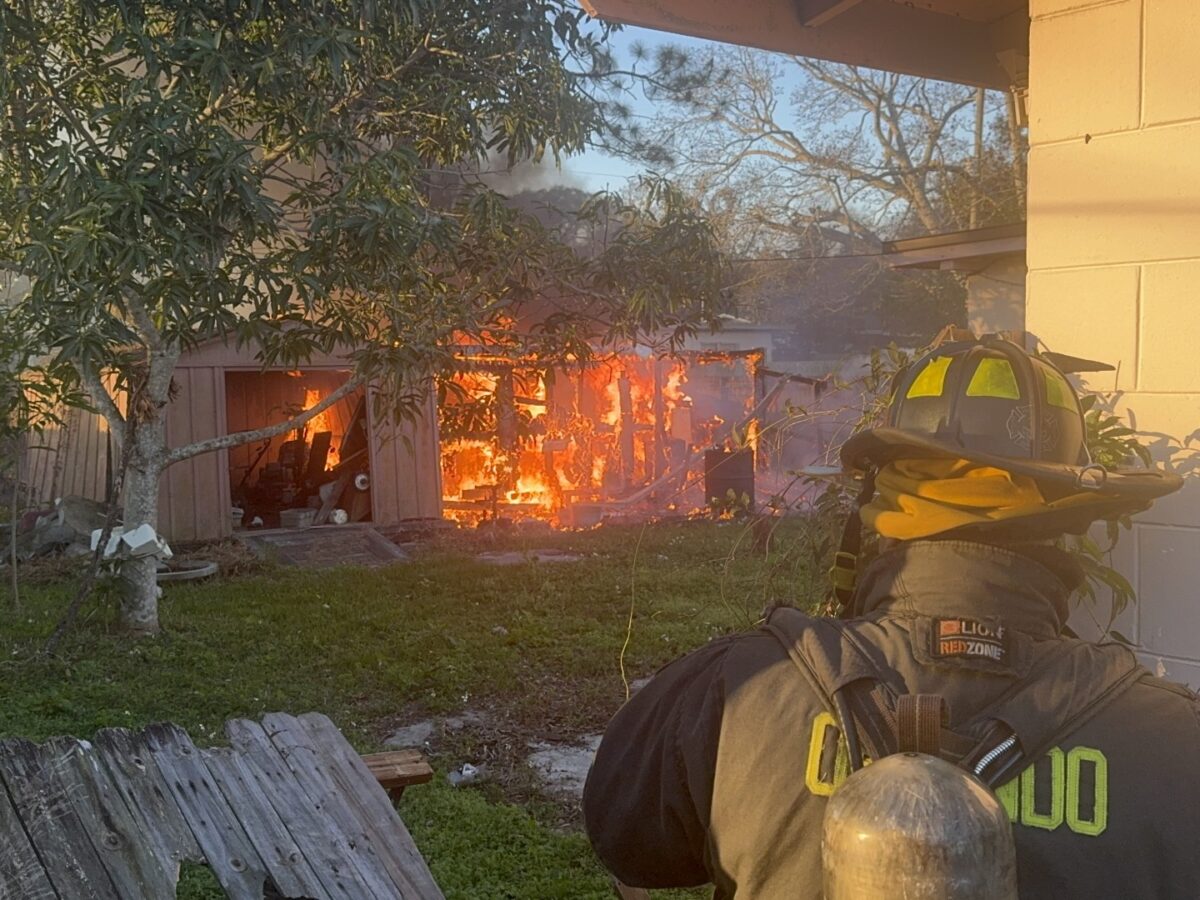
[1080,394,1153,469]
[0,1,727,421]
[403,778,701,899]
[0,522,794,898]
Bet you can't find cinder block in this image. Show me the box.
[1028,122,1200,268]
[1108,392,1200,456]
[1137,652,1200,688]
[1067,520,1138,643]
[1144,0,1200,125]
[1028,0,1141,144]
[1135,524,1200,659]
[1026,265,1138,392]
[1140,261,1200,392]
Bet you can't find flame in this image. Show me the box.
[438,349,762,524]
[303,388,340,468]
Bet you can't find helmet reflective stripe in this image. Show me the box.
[966,358,1020,400]
[906,356,953,399]
[886,337,1088,467]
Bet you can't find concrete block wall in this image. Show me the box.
[1027,0,1200,683]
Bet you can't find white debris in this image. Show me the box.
[91,524,172,560]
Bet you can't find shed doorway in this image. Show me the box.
[225,370,372,529]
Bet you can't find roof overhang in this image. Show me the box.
[581,0,1028,90]
[883,222,1026,271]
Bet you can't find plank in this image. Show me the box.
[259,713,424,898]
[91,728,203,871]
[314,467,353,526]
[293,713,444,899]
[224,718,383,899]
[0,738,122,899]
[142,723,269,900]
[0,770,59,900]
[41,736,179,899]
[201,747,328,898]
[361,751,434,794]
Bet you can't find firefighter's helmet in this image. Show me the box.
[840,334,1180,505]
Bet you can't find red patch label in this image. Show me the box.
[932,618,1007,662]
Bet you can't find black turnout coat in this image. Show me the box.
[583,540,1200,899]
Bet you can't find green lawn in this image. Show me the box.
[0,519,822,899]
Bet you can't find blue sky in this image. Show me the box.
[496,25,731,194]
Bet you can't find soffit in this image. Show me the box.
[582,0,1029,89]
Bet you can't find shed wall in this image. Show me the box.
[1028,0,1200,684]
[369,389,443,522]
[22,405,110,509]
[159,366,227,543]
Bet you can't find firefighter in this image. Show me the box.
[583,334,1200,900]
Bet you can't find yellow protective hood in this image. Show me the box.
[860,458,1121,540]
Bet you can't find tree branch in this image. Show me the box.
[74,362,126,456]
[164,373,365,466]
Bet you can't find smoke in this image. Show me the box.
[474,147,588,198]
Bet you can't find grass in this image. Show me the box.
[0,518,822,898]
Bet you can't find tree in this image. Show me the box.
[599,45,1027,336]
[0,2,727,636]
[606,46,1025,253]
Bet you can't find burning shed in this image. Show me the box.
[438,347,773,525]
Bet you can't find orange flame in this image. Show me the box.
[303,389,340,467]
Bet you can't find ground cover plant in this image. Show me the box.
[0,519,820,899]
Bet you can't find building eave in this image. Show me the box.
[581,0,1028,90]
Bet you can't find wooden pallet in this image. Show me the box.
[0,712,442,899]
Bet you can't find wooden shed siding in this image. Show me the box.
[159,367,227,543]
[25,339,441,541]
[368,390,441,522]
[23,406,109,508]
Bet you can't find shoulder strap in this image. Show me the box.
[766,608,1147,787]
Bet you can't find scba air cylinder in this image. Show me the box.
[822,752,1018,900]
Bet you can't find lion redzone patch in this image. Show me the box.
[933,617,1008,662]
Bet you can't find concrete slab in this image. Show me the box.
[474,549,583,566]
[383,720,435,750]
[235,525,408,568]
[527,734,603,800]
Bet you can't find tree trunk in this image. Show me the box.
[119,422,165,636]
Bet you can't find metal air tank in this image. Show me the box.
[822,752,1018,900]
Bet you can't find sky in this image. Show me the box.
[491,25,728,195]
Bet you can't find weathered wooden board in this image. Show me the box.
[295,714,443,899]
[202,746,331,897]
[0,738,123,898]
[91,727,204,869]
[255,713,406,898]
[0,771,59,900]
[42,736,178,899]
[224,718,378,899]
[143,724,271,900]
[0,715,440,900]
